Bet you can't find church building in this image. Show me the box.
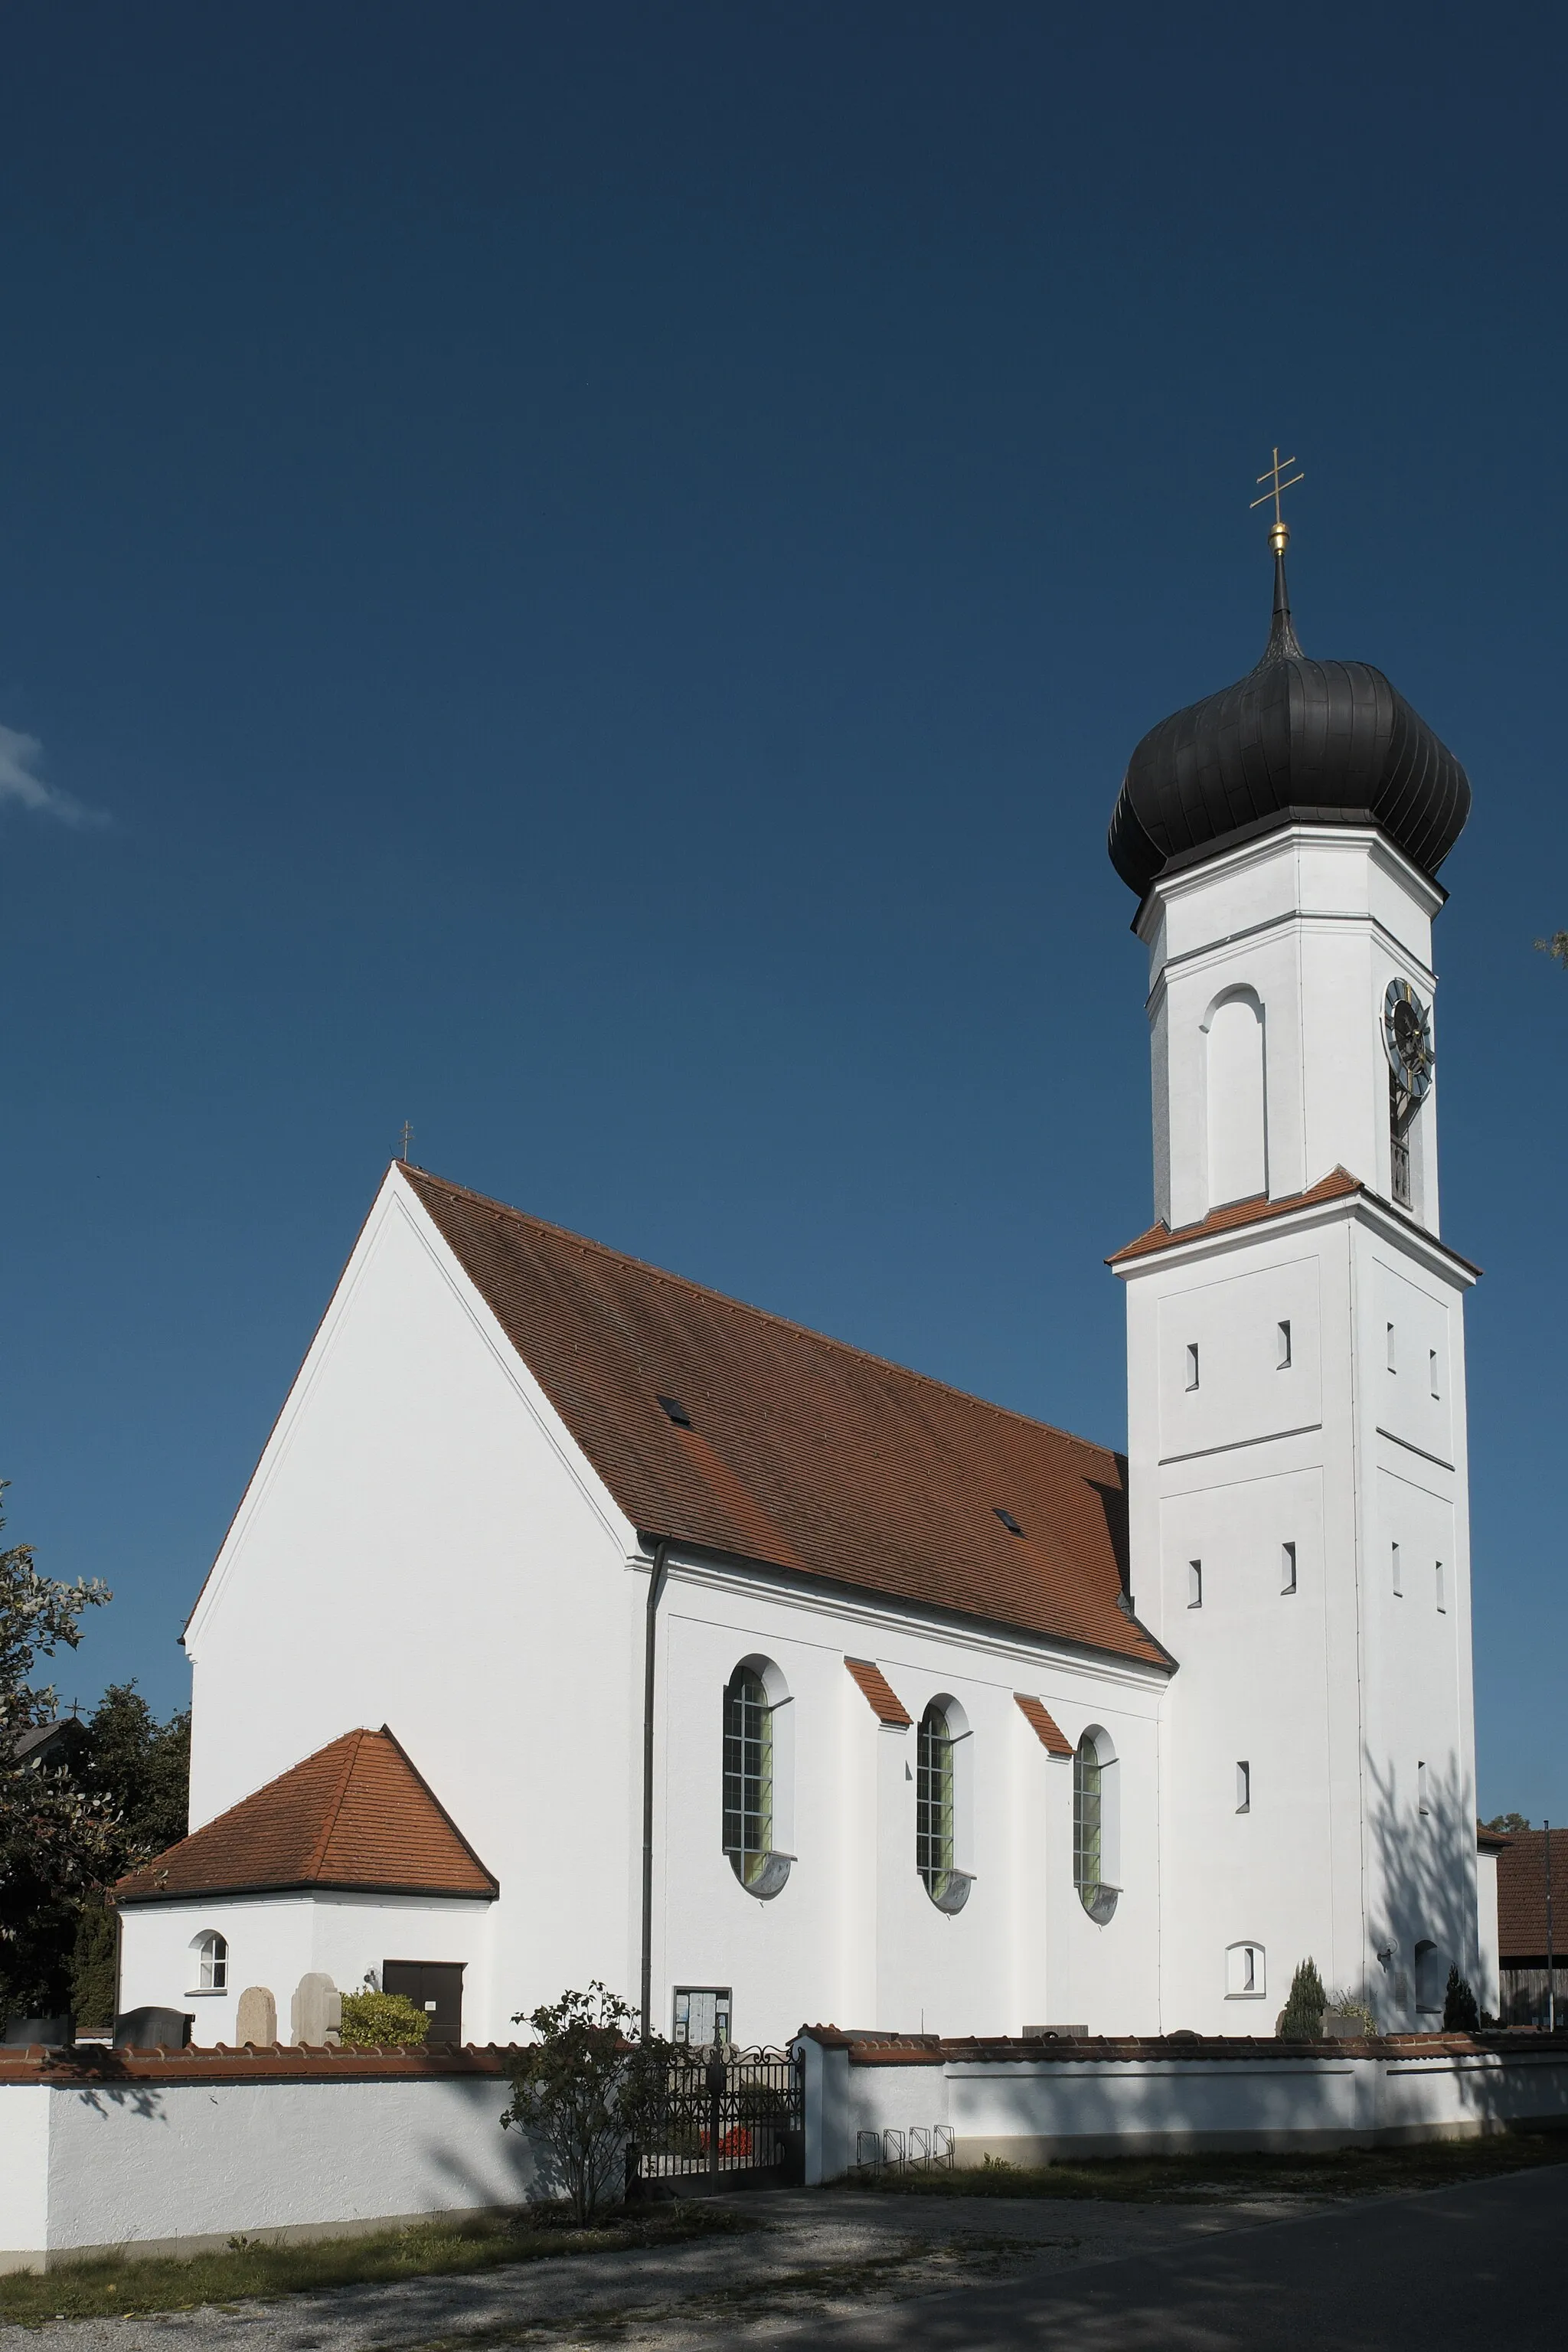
[117,511,1488,2050]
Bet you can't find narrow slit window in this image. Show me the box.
[1184,1343,1200,1392]
[1187,1558,1203,1609]
[1392,1541,1403,1596]
[1435,1559,1446,1613]
[1277,1319,1292,1369]
[1236,1760,1251,1813]
[1418,1759,1429,1816]
[1429,1348,1440,1399]
[1280,1540,1297,1596]
[1387,1323,1396,1373]
[1241,1945,1256,1992]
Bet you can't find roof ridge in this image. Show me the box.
[394,1162,1122,1465]
[305,1728,367,1880]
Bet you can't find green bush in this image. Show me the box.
[70,1896,118,2030]
[1276,1957,1327,2040]
[1442,1968,1480,2032]
[338,1991,431,2049]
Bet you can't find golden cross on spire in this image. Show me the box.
[1250,446,1304,554]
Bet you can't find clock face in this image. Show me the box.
[1383,978,1434,1101]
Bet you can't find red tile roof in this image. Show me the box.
[116,1728,498,1906]
[1109,1169,1364,1263]
[1014,1694,1073,1756]
[400,1165,1161,1668]
[844,1658,914,1726]
[1495,1828,1568,1961]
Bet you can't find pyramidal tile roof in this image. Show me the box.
[116,1728,498,1906]
[399,1165,1163,1670]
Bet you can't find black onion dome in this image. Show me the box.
[1107,554,1471,898]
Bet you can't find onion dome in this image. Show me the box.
[1107,545,1471,899]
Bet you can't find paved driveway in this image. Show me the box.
[773,2164,1568,2352]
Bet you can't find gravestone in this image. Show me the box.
[235,1985,277,2046]
[290,1973,341,2047]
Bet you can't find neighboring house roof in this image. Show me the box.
[116,1727,498,1906]
[1494,1828,1568,1961]
[1477,1821,1513,1855]
[401,1165,1162,1669]
[9,1720,88,1767]
[844,1659,913,1727]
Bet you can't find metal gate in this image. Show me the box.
[630,2047,804,2194]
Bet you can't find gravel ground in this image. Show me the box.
[0,2189,1333,2352]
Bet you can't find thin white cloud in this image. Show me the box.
[0,722,107,828]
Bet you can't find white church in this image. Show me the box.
[117,517,1491,2051]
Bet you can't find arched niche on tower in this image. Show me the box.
[1201,986,1267,1211]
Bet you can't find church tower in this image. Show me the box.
[1108,475,1482,2033]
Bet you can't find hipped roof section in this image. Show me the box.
[116,1727,498,1906]
[401,1165,1161,1668]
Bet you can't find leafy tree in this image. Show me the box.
[338,1990,431,2048]
[1485,1812,1531,1835]
[1443,1968,1480,2033]
[1536,933,1568,970]
[78,1683,191,1859]
[1276,1956,1328,2040]
[0,1487,113,2017]
[502,1982,668,2223]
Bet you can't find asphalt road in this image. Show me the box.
[772,2163,1568,2351]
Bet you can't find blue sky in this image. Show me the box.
[2,2,1564,1819]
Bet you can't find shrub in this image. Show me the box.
[502,1982,669,2225]
[338,1991,431,2049]
[1276,1957,1327,2040]
[1442,1968,1480,2033]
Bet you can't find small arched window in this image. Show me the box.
[1204,989,1267,1209]
[194,1930,228,1991]
[1073,1730,1119,1924]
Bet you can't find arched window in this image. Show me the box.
[722,1659,793,1897]
[1204,990,1266,1209]
[916,1699,973,1912]
[1073,1730,1119,1923]
[194,1930,228,1991]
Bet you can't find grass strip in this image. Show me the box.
[844,2132,1567,2203]
[0,2200,753,2328]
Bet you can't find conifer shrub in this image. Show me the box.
[1276,1957,1327,2040]
[337,1990,431,2048]
[1442,1968,1480,2033]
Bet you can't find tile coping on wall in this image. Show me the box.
[0,2043,524,2085]
[797,2027,1568,2066]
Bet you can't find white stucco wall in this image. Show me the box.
[1122,825,1480,2037]
[118,1892,495,2045]
[0,2067,535,2269]
[803,2038,1568,2177]
[180,1170,646,2043]
[652,1564,1165,2047]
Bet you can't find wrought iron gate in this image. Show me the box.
[630,2047,804,2193]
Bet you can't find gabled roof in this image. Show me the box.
[400,1165,1162,1669]
[1495,1828,1568,1960]
[116,1728,498,1906]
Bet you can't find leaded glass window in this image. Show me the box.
[1073,1735,1116,1922]
[723,1667,773,1887]
[916,1703,956,1902]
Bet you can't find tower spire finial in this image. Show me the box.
[1249,444,1305,664]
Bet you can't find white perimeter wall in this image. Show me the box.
[802,2041,1568,2178]
[0,2075,536,2269]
